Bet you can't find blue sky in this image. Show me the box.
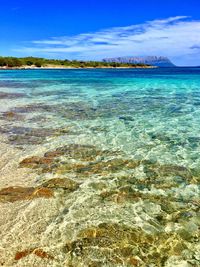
[0,0,200,65]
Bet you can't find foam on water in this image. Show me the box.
[0,68,199,266]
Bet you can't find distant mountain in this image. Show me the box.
[103,56,176,67]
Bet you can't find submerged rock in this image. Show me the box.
[0,186,53,203]
[143,163,192,182]
[15,248,54,261]
[16,143,200,266]
[44,144,115,161]
[19,156,54,169]
[19,144,122,173]
[0,125,72,146]
[42,178,79,191]
[0,177,80,203]
[64,222,190,266]
[0,111,24,121]
[0,91,26,99]
[19,144,196,187]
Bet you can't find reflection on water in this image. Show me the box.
[0,68,199,266]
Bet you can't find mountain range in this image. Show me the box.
[103,56,176,67]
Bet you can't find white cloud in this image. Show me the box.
[14,16,200,66]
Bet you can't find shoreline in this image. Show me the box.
[0,65,157,70]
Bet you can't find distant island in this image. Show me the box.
[0,56,154,69]
[103,56,176,67]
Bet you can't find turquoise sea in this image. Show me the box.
[0,68,199,266]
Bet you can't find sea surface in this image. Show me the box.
[0,68,199,267]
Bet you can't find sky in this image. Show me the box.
[0,0,200,66]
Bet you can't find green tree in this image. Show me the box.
[35,61,42,68]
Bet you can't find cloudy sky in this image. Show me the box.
[15,16,200,66]
[1,1,200,66]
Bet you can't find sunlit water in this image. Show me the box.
[0,68,199,267]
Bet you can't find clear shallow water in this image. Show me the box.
[0,68,199,266]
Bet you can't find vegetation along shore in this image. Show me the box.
[0,56,154,69]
